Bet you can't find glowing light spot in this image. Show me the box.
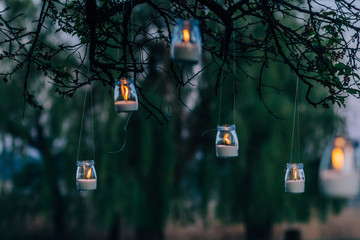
[332,147,344,171]
[183,29,190,42]
[86,168,92,179]
[293,167,297,180]
[223,133,231,145]
[121,85,129,101]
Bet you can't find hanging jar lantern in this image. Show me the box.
[215,124,239,158]
[170,19,202,64]
[114,77,138,113]
[76,160,97,191]
[319,137,360,198]
[285,163,305,193]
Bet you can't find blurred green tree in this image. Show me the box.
[0,6,180,238]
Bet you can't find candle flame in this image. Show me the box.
[86,168,92,179]
[183,29,190,42]
[223,133,231,145]
[121,85,129,101]
[293,168,297,180]
[332,147,344,171]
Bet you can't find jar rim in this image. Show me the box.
[331,136,356,147]
[286,163,303,169]
[115,77,134,85]
[77,160,95,166]
[217,124,236,131]
[175,18,199,25]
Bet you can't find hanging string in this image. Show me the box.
[76,83,88,162]
[232,31,236,125]
[116,7,122,62]
[133,0,142,70]
[217,32,230,126]
[109,112,133,153]
[201,128,218,137]
[297,80,300,163]
[76,68,96,161]
[115,0,127,74]
[131,0,134,43]
[90,80,95,160]
[218,31,237,126]
[289,77,299,163]
[217,75,224,125]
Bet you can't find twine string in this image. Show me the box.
[109,112,133,153]
[233,31,236,125]
[76,83,88,162]
[290,77,299,163]
[116,0,126,64]
[76,69,96,161]
[297,80,300,163]
[218,74,224,125]
[201,128,218,137]
[90,80,95,160]
[131,0,134,43]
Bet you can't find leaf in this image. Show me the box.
[334,62,347,70]
[351,72,360,79]
[347,89,357,94]
[337,96,345,105]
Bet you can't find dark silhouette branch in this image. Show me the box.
[1,0,360,121]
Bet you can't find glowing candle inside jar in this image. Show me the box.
[115,84,138,112]
[121,85,129,101]
[77,167,97,191]
[332,147,344,171]
[285,168,305,193]
[173,29,200,63]
[216,133,238,158]
[320,139,359,197]
[183,29,190,42]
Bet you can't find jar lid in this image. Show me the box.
[286,163,303,169]
[77,160,95,166]
[217,124,236,131]
[115,77,134,85]
[175,18,199,26]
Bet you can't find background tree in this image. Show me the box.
[176,11,346,239]
[0,1,351,240]
[0,3,183,239]
[169,41,345,240]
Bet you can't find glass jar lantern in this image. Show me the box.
[76,160,97,191]
[285,163,305,193]
[319,137,360,198]
[170,19,202,64]
[215,124,239,158]
[114,78,138,113]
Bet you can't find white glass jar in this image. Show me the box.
[170,19,202,64]
[76,160,97,191]
[114,78,138,112]
[285,163,305,193]
[215,124,239,158]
